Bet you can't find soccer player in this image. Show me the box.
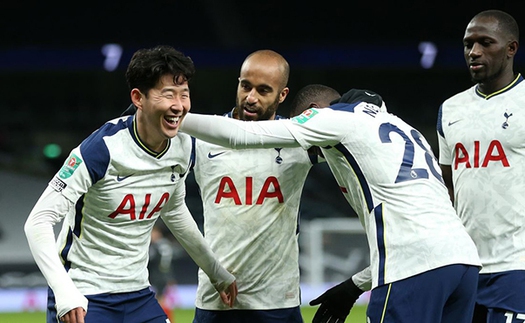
[437,10,525,323]
[122,49,329,323]
[24,45,237,323]
[179,84,482,323]
[191,50,329,323]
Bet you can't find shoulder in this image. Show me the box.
[82,116,132,148]
[81,117,131,156]
[79,116,132,177]
[508,78,525,99]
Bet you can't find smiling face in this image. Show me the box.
[463,15,517,93]
[234,51,289,121]
[133,74,191,152]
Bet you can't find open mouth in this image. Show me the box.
[165,116,180,125]
[243,107,258,116]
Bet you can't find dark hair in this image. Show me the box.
[289,84,341,117]
[125,45,195,95]
[474,10,520,42]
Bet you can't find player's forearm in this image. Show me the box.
[181,113,299,148]
[163,204,235,291]
[352,266,372,291]
[24,188,88,315]
[24,218,84,300]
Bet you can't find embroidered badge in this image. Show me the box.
[292,108,319,124]
[59,154,83,179]
[502,111,513,129]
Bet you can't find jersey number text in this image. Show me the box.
[379,123,443,184]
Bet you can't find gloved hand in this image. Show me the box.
[120,103,137,116]
[330,88,383,107]
[309,278,364,323]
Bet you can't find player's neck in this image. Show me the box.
[478,71,517,95]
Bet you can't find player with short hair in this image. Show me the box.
[120,49,332,323]
[191,50,316,323]
[179,84,482,323]
[437,9,525,323]
[24,45,237,323]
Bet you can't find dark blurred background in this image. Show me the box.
[2,0,524,216]
[0,0,524,285]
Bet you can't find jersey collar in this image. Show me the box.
[476,73,523,99]
[129,115,171,158]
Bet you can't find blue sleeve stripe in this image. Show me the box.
[80,118,128,183]
[334,143,374,212]
[436,105,444,138]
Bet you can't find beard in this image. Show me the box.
[235,95,280,121]
[470,58,506,86]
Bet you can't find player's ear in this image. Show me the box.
[279,87,290,103]
[507,40,518,58]
[130,88,144,110]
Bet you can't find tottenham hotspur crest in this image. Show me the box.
[275,148,283,164]
[502,111,513,129]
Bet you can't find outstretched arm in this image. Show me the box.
[180,113,300,149]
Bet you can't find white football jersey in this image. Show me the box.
[437,74,525,273]
[193,113,314,310]
[181,103,481,289]
[28,115,232,296]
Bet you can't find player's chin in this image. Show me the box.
[163,120,181,136]
[469,71,485,83]
[164,127,180,138]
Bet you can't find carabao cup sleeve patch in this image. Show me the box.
[59,154,83,179]
[292,108,318,124]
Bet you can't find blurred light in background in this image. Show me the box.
[101,43,123,72]
[43,144,62,159]
[419,41,438,69]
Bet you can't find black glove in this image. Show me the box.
[330,88,383,107]
[120,103,137,116]
[309,278,364,323]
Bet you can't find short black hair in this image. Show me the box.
[289,84,341,117]
[474,10,520,42]
[125,45,195,95]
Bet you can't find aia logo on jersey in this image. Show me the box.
[215,176,284,205]
[454,140,509,169]
[109,193,170,220]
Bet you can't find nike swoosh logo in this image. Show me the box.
[208,151,226,159]
[116,174,133,181]
[448,119,462,126]
[365,91,376,97]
